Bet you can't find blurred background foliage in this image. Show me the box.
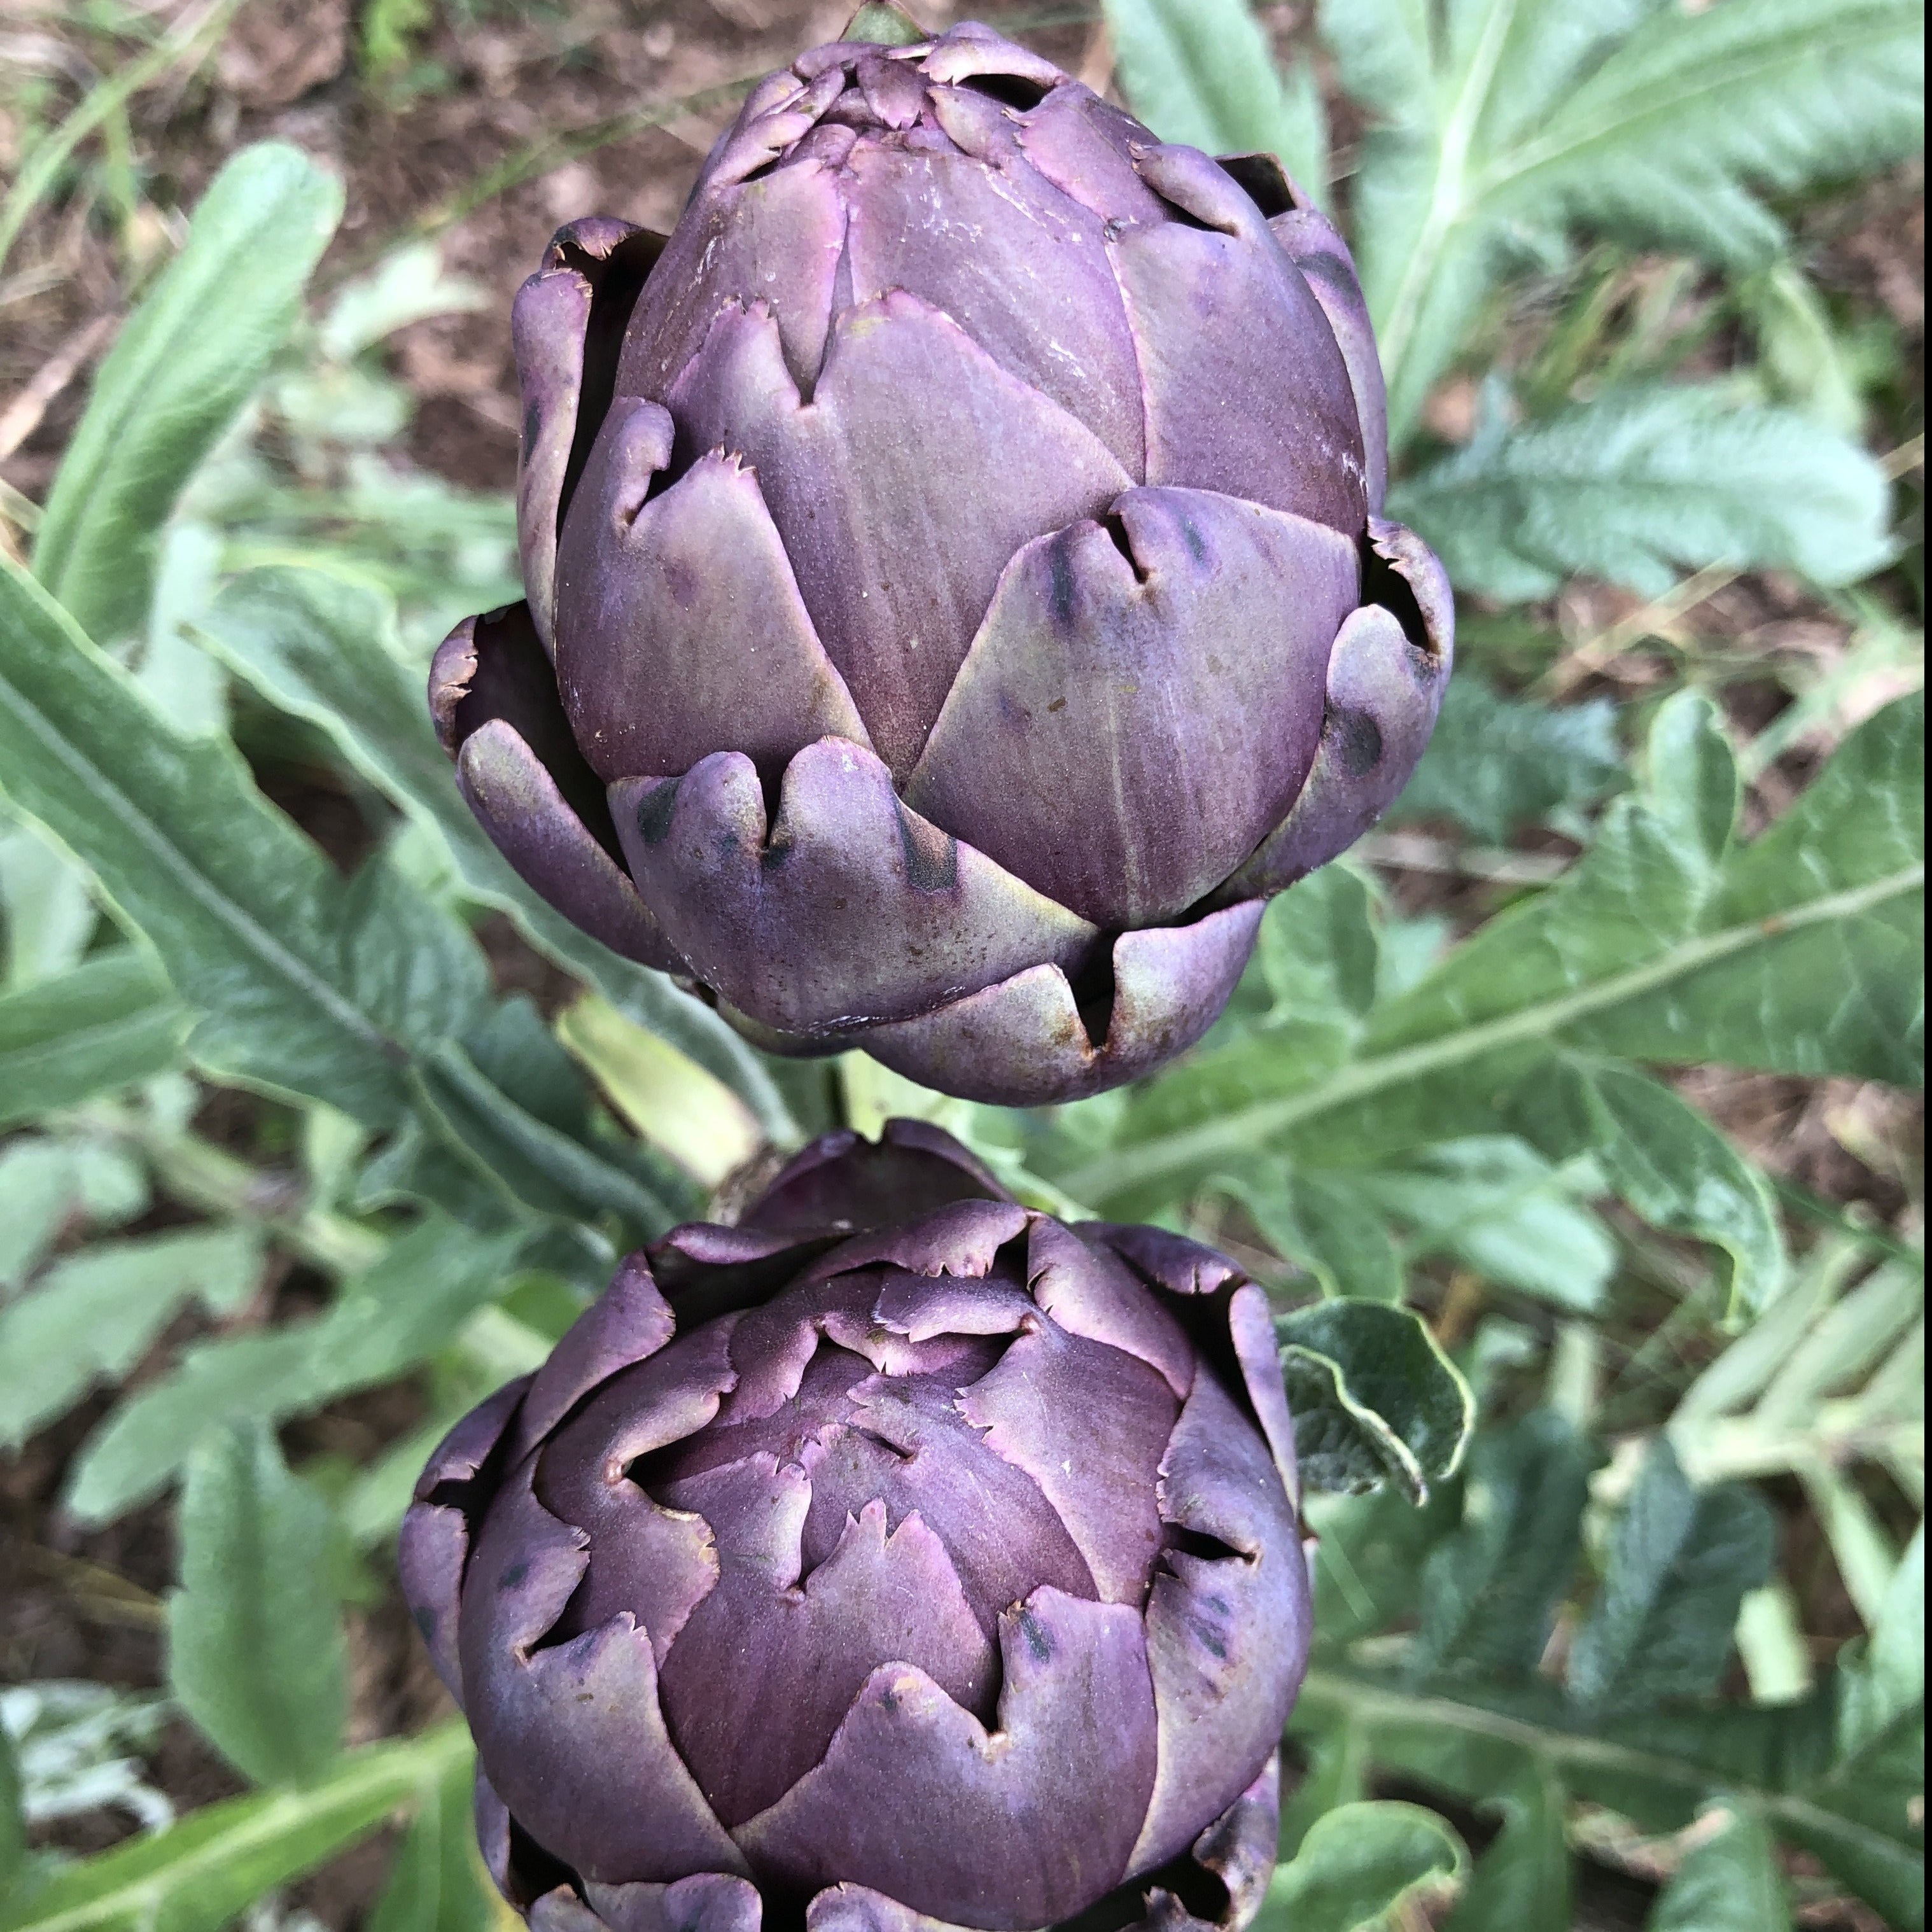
[0,0,1922,1927]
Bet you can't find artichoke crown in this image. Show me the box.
[429,15,1452,1105]
[403,1123,1310,1931]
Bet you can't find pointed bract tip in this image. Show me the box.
[843,2,927,46]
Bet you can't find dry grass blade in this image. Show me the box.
[0,0,244,276]
[1537,562,1741,698]
[0,312,119,462]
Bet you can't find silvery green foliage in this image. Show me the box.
[0,1,1922,1924]
[0,1684,171,1835]
[1107,0,1917,588]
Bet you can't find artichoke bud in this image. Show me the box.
[403,1121,1311,1931]
[428,17,1452,1104]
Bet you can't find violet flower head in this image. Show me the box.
[430,6,1452,1105]
[401,1121,1311,1932]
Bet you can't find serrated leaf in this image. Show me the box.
[197,566,793,1140]
[1231,1167,1406,1303]
[1256,864,1382,1026]
[1648,1805,1791,1932]
[1569,1441,1775,1713]
[0,559,447,1125]
[1257,1800,1467,1931]
[1295,1660,1915,1929]
[1520,0,1922,262]
[32,145,342,643]
[64,1218,522,1525]
[1349,1137,1616,1313]
[0,952,187,1129]
[1521,1061,1783,1315]
[1588,692,1926,1079]
[66,1331,316,1529]
[0,1227,263,1450]
[1415,1410,1598,1676]
[1389,673,1624,843]
[1279,1300,1473,1500]
[1325,0,1924,438]
[0,1720,468,1932]
[0,819,96,989]
[1106,0,1329,195]
[1390,386,1894,599]
[0,563,631,1222]
[1065,697,1924,1228]
[1443,1765,1571,1932]
[166,1425,346,1787]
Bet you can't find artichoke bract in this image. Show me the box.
[430,7,1452,1105]
[402,1121,1310,1932]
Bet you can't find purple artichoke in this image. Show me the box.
[401,1120,1310,1932]
[430,9,1452,1105]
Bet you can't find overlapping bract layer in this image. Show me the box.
[402,1122,1310,1932]
[428,13,1453,1103]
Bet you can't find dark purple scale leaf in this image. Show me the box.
[958,1319,1178,1604]
[862,900,1265,1106]
[733,1587,1158,1929]
[657,1488,994,1824]
[663,293,1131,778]
[843,141,1146,474]
[904,486,1355,927]
[555,423,869,788]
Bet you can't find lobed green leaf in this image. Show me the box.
[1280,1301,1474,1501]
[1059,696,1917,1305]
[1391,385,1896,601]
[1105,0,1329,195]
[1414,1410,1599,1677]
[1326,0,1925,438]
[32,146,342,644]
[0,559,434,1124]
[65,1217,523,1525]
[1256,1800,1467,1931]
[0,1227,263,1451]
[0,953,186,1131]
[1387,671,1625,843]
[197,566,794,1140]
[1567,1440,1777,1713]
[165,1426,347,1788]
